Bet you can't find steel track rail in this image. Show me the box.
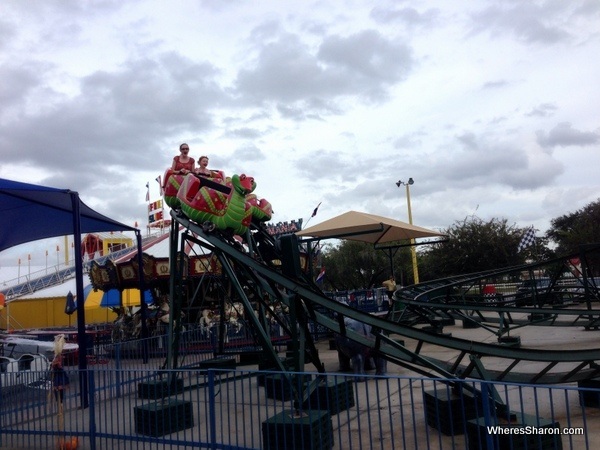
[172,212,600,384]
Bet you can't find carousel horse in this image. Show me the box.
[198,309,213,338]
[224,301,244,334]
[158,299,185,331]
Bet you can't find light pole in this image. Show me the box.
[396,178,420,284]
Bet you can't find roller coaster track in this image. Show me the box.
[170,211,600,385]
[389,252,600,337]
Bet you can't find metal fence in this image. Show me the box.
[83,324,293,372]
[324,288,386,314]
[1,354,598,449]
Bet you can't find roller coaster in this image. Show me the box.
[165,203,600,387]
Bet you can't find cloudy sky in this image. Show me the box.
[1,0,599,269]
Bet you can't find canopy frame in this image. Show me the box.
[0,177,148,408]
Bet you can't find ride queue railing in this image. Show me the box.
[1,367,596,450]
[1,334,598,450]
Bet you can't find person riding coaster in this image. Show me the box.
[162,169,272,235]
[162,168,226,210]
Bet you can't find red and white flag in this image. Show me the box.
[316,266,326,283]
[311,202,322,217]
[156,175,163,195]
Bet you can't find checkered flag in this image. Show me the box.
[518,227,536,252]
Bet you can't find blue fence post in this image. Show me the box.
[0,374,3,448]
[481,381,496,450]
[208,369,217,450]
[88,369,97,450]
[114,343,121,398]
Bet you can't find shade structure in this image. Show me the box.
[295,210,445,244]
[0,178,137,252]
[83,285,153,309]
[0,177,146,408]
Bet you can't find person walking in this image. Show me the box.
[50,334,70,403]
[381,275,396,311]
[50,334,78,449]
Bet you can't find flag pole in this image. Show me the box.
[303,202,322,228]
[154,175,166,232]
[533,227,539,261]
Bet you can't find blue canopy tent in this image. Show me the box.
[0,177,149,408]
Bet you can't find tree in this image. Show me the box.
[319,240,411,291]
[418,216,535,280]
[312,202,600,289]
[546,199,600,255]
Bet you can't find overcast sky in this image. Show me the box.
[1,0,599,269]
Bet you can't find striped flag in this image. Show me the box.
[518,227,536,252]
[316,266,326,283]
[311,202,322,217]
[156,175,163,195]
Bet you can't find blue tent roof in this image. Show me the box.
[0,177,146,406]
[0,177,136,252]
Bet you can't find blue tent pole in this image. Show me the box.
[136,230,149,364]
[71,192,89,409]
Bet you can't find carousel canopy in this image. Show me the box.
[83,285,153,309]
[0,177,137,252]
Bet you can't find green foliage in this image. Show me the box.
[320,240,411,290]
[546,199,600,255]
[313,199,600,288]
[418,216,528,279]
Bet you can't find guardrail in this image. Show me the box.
[1,363,597,449]
[0,245,142,300]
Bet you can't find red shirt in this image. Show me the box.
[172,156,195,171]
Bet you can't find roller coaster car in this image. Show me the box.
[162,168,229,210]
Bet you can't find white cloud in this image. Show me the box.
[1,0,599,267]
[536,122,599,148]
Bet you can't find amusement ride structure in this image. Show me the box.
[156,168,600,395]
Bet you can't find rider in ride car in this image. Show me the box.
[171,143,195,175]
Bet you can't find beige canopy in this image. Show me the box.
[295,210,445,245]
